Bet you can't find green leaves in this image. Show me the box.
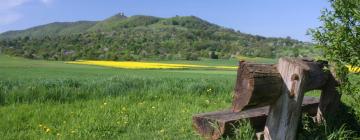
[311,0,360,85]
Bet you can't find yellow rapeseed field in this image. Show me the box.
[347,65,360,73]
[67,60,360,72]
[66,60,237,69]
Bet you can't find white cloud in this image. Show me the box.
[0,0,54,27]
[0,0,30,10]
[0,0,31,26]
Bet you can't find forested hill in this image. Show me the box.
[0,13,316,61]
[0,21,97,39]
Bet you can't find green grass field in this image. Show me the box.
[0,55,238,139]
[0,55,359,140]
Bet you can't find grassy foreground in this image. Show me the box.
[0,55,238,139]
[0,55,359,139]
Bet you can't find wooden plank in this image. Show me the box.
[232,59,327,113]
[263,58,326,140]
[316,71,341,122]
[193,96,319,140]
[232,61,282,112]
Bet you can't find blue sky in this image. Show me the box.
[0,0,329,41]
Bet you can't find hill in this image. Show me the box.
[0,21,97,39]
[0,13,317,61]
[88,14,162,31]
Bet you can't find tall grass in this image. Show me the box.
[0,76,233,105]
[1,55,359,139]
[0,75,235,139]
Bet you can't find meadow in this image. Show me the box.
[0,55,239,139]
[0,55,359,140]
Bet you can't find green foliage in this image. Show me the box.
[310,0,360,82]
[0,55,235,139]
[310,3,360,135]
[1,55,360,139]
[209,51,219,59]
[231,120,255,140]
[0,21,97,39]
[0,14,316,61]
[298,115,356,140]
[326,125,354,140]
[88,14,161,31]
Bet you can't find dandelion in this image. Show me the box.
[180,127,185,132]
[45,128,51,133]
[181,109,189,113]
[205,100,210,104]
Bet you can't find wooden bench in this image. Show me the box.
[193,96,319,140]
[192,58,341,140]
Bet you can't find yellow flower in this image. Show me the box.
[205,100,210,104]
[45,128,51,133]
[103,102,107,105]
[180,127,185,132]
[66,60,237,70]
[347,65,360,73]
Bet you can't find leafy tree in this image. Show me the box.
[0,15,316,60]
[311,0,360,84]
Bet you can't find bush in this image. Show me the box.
[209,51,218,59]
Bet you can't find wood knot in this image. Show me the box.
[291,74,299,81]
[289,74,299,98]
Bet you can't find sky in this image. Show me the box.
[0,0,330,42]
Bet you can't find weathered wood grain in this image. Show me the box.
[193,58,337,140]
[316,71,341,122]
[232,59,328,113]
[264,58,328,140]
[232,61,283,112]
[193,96,319,140]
